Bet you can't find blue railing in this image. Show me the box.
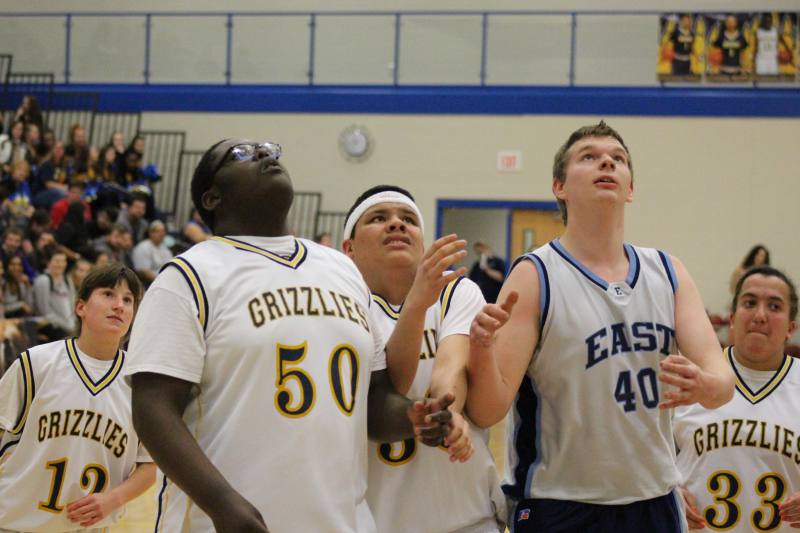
[1,10,796,88]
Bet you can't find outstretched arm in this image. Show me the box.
[385,234,466,394]
[131,373,268,532]
[465,260,537,428]
[659,256,734,410]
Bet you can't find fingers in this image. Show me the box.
[781,494,800,523]
[444,414,474,463]
[66,497,101,526]
[500,291,519,313]
[415,394,456,447]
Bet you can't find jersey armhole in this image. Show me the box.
[11,350,34,435]
[657,250,679,294]
[512,253,550,333]
[438,276,465,322]
[160,257,209,332]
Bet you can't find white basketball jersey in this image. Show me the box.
[0,339,145,532]
[504,239,681,504]
[126,236,385,533]
[756,27,779,74]
[675,348,800,532]
[366,277,505,533]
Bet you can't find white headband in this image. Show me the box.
[343,191,424,240]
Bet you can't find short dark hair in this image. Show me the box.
[191,139,227,232]
[129,191,149,206]
[76,263,144,336]
[344,185,416,239]
[552,121,633,225]
[732,265,798,322]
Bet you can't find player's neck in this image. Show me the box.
[213,217,289,238]
[732,348,784,372]
[365,267,414,306]
[560,210,626,266]
[76,331,121,361]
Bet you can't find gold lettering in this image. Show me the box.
[329,291,346,318]
[302,287,319,316]
[82,411,95,438]
[38,415,47,441]
[315,288,337,316]
[287,287,303,315]
[114,433,127,458]
[745,420,758,447]
[707,422,719,451]
[731,419,743,446]
[782,428,795,459]
[276,288,292,316]
[248,297,266,327]
[90,413,104,442]
[48,411,61,439]
[693,427,704,456]
[758,421,771,450]
[263,292,283,321]
[339,295,359,324]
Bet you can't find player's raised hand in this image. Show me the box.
[779,491,800,528]
[679,486,706,530]
[67,492,120,527]
[658,354,716,409]
[404,234,467,311]
[408,392,455,447]
[443,411,474,463]
[470,291,519,349]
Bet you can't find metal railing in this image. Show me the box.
[89,112,142,148]
[1,10,796,88]
[288,192,322,240]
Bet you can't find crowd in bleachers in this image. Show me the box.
[0,95,211,371]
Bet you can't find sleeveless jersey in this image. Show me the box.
[675,347,800,532]
[0,339,146,532]
[504,239,680,504]
[366,277,505,533]
[125,236,385,533]
[756,27,779,75]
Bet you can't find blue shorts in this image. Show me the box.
[510,491,686,533]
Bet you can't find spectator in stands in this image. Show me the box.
[94,251,110,268]
[2,160,34,228]
[0,120,27,176]
[0,227,36,280]
[65,123,90,176]
[182,207,211,244]
[2,255,34,319]
[24,123,44,166]
[88,205,118,240]
[69,257,93,290]
[132,220,173,285]
[33,251,76,341]
[33,140,69,209]
[50,181,91,230]
[730,244,771,293]
[13,95,44,133]
[467,240,506,303]
[55,201,93,264]
[23,209,55,273]
[92,223,133,269]
[40,128,56,162]
[117,192,149,245]
[314,232,333,247]
[110,132,126,157]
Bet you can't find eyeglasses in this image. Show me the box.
[212,141,282,176]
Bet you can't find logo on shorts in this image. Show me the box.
[518,508,531,521]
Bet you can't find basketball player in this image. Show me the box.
[466,121,735,532]
[126,140,456,532]
[713,15,749,76]
[675,266,800,531]
[0,263,154,532]
[669,14,696,76]
[343,185,506,533]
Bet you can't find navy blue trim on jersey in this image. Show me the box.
[371,292,401,320]
[0,438,20,458]
[513,253,550,332]
[65,338,125,396]
[439,276,465,320]
[503,375,541,500]
[161,257,209,332]
[623,243,641,289]
[657,250,679,294]
[549,239,607,290]
[154,476,168,532]
[729,347,793,404]
[213,236,308,270]
[11,350,34,434]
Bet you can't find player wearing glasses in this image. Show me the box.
[125,139,458,532]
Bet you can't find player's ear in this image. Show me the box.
[787,319,797,341]
[201,186,222,212]
[552,177,566,201]
[342,239,354,258]
[75,299,86,319]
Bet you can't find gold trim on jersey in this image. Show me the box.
[438,277,462,322]
[164,257,209,332]
[11,350,34,434]
[371,293,401,320]
[212,236,307,269]
[728,346,793,404]
[66,338,124,396]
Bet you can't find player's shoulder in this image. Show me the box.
[26,339,67,363]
